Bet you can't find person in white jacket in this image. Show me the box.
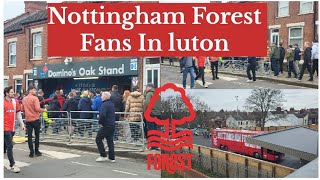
[312,39,318,77]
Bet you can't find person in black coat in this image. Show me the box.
[95,91,116,162]
[298,42,313,81]
[63,92,80,135]
[110,85,123,141]
[246,57,257,83]
[110,85,123,121]
[78,90,93,137]
[49,95,61,133]
[279,43,286,74]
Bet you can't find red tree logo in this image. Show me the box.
[145,83,196,174]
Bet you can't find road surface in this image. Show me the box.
[161,66,307,89]
[192,136,305,169]
[4,144,160,178]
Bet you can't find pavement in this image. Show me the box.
[4,143,160,178]
[161,62,318,89]
[192,135,306,169]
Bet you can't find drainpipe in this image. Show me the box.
[313,1,317,41]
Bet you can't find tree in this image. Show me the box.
[161,94,211,128]
[245,89,285,130]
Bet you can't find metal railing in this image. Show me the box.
[16,111,145,152]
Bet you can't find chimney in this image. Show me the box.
[24,1,47,13]
[276,107,282,112]
[290,108,294,112]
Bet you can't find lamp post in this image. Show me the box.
[235,96,239,117]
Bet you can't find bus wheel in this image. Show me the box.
[224,146,228,151]
[253,152,260,159]
[220,145,224,150]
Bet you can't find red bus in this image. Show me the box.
[212,129,284,162]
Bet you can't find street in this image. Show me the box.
[4,143,160,178]
[192,135,305,169]
[161,65,308,89]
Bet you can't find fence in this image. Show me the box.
[16,111,145,152]
[163,145,295,178]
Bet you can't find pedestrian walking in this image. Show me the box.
[22,85,46,158]
[270,43,281,76]
[209,57,220,80]
[181,56,196,89]
[125,86,144,142]
[286,45,297,78]
[293,44,302,76]
[279,42,286,74]
[4,86,25,173]
[195,56,208,88]
[78,90,93,137]
[298,42,313,81]
[246,56,257,83]
[110,85,123,141]
[144,83,161,151]
[312,39,318,77]
[95,91,116,163]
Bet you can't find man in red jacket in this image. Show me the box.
[41,90,65,110]
[195,56,208,88]
[4,86,25,173]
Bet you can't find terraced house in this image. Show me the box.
[4,1,161,97]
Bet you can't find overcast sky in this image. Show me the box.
[4,1,24,21]
[162,89,318,111]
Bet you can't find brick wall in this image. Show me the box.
[267,1,318,48]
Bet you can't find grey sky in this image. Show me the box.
[4,1,24,21]
[162,89,318,111]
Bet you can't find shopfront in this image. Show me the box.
[32,58,139,97]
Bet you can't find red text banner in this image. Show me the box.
[47,3,267,57]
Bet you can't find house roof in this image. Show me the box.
[4,10,47,34]
[294,113,308,118]
[229,112,257,121]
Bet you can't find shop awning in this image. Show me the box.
[246,127,318,161]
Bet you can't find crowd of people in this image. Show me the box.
[170,40,318,88]
[267,40,318,82]
[178,56,223,89]
[4,82,161,173]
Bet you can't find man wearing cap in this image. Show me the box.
[144,83,161,150]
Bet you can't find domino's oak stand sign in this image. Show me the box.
[32,58,139,79]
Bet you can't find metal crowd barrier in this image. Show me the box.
[14,111,145,152]
[40,111,70,143]
[68,111,145,152]
[218,59,272,76]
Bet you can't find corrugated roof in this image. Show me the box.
[4,10,47,34]
[247,127,318,161]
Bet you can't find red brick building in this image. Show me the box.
[4,2,160,97]
[267,1,318,49]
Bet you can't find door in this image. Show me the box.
[270,29,279,46]
[144,57,161,91]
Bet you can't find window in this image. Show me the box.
[300,1,313,14]
[278,1,289,17]
[9,42,16,66]
[289,27,303,48]
[15,79,22,94]
[26,74,34,90]
[32,33,42,58]
[4,80,8,88]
